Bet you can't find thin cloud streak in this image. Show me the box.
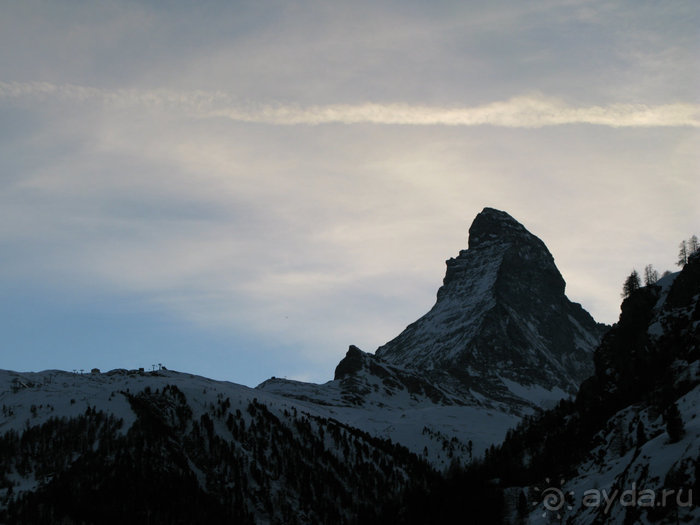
[214,99,700,128]
[1,81,698,128]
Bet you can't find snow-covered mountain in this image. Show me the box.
[422,252,700,524]
[0,207,621,524]
[375,207,607,407]
[0,368,435,523]
[532,254,700,525]
[258,208,607,460]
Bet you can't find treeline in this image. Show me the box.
[1,384,437,524]
[621,234,698,298]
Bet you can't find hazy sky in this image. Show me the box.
[1,0,698,386]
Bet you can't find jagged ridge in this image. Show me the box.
[374,207,607,409]
[445,252,700,524]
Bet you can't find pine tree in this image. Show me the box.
[621,270,641,299]
[677,235,699,267]
[516,491,528,524]
[664,402,684,443]
[678,240,689,267]
[643,264,658,286]
[689,234,699,255]
[635,421,646,447]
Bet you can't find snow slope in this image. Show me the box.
[489,258,700,525]
[258,208,607,468]
[0,367,438,523]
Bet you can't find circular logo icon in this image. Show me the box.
[533,478,574,519]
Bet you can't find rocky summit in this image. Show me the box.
[263,207,607,435]
[373,207,608,411]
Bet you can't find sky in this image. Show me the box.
[1,0,698,386]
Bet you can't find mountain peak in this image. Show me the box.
[468,207,534,249]
[374,207,606,407]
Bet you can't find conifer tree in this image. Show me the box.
[678,240,688,267]
[664,402,684,443]
[678,235,699,267]
[622,270,641,299]
[635,421,646,447]
[689,234,699,254]
[643,264,658,286]
[516,491,528,524]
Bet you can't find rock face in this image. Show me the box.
[332,345,462,406]
[462,252,700,525]
[258,207,608,464]
[375,207,607,409]
[333,345,365,379]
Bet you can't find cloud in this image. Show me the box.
[1,74,698,385]
[1,81,698,128]
[2,1,699,388]
[209,98,700,128]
